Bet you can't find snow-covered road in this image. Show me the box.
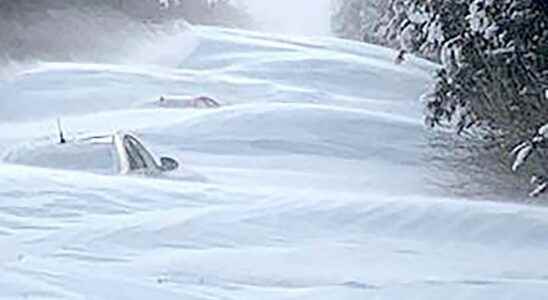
[1,26,547,299]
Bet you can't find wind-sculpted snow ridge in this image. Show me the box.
[0,27,434,123]
[1,26,547,299]
[1,162,548,299]
[1,103,424,194]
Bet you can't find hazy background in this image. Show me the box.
[0,0,334,78]
[240,0,332,36]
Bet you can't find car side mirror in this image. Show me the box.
[160,157,179,172]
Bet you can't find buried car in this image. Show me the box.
[3,132,179,176]
[157,95,221,109]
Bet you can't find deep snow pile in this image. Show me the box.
[1,26,548,299]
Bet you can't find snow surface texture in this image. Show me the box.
[1,26,547,299]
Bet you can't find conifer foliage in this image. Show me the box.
[332,0,548,196]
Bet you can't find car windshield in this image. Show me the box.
[123,135,158,171]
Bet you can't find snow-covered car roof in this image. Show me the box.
[3,132,178,175]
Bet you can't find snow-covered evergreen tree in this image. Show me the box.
[332,0,548,196]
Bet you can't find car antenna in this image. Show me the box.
[57,117,67,144]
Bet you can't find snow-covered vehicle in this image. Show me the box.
[157,95,221,109]
[3,131,178,176]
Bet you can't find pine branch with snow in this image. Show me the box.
[511,122,548,197]
[511,142,533,172]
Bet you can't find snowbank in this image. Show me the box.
[1,26,546,300]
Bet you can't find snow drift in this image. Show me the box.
[0,26,547,299]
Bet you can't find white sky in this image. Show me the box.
[238,0,332,36]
